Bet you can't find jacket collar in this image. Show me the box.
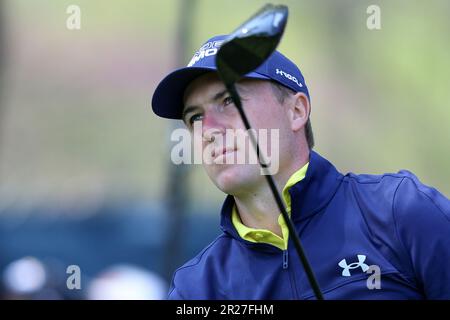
[220,151,344,236]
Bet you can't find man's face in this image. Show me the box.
[182,73,295,196]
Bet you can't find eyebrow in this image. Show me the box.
[182,89,229,122]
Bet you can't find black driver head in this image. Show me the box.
[216,4,289,86]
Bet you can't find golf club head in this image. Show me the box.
[216,4,288,86]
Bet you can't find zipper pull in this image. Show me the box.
[283,250,289,269]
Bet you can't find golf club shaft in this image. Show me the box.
[225,82,324,300]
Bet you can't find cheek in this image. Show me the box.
[251,106,294,160]
[249,100,288,129]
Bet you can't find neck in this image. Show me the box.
[234,149,309,236]
[234,186,282,235]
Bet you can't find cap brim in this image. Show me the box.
[151,66,270,120]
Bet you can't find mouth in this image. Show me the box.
[212,147,237,163]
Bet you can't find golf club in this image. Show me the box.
[216,4,324,300]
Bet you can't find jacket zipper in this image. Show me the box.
[283,250,289,269]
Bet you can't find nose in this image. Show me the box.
[201,110,226,142]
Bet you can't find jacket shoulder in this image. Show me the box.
[176,233,229,270]
[168,233,232,299]
[343,169,448,218]
[341,169,449,226]
[344,169,418,184]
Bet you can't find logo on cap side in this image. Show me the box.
[275,68,303,88]
[187,40,224,67]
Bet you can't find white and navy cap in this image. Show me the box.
[151,34,309,119]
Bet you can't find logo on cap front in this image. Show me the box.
[275,68,303,88]
[187,40,224,67]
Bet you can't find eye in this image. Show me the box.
[223,96,234,106]
[188,113,203,126]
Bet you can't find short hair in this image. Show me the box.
[270,82,315,149]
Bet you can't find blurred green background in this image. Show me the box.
[0,0,449,299]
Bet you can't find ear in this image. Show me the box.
[288,92,310,132]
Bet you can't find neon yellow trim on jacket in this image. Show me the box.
[231,163,309,250]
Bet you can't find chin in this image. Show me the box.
[206,163,261,196]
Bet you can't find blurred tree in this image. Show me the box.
[0,0,4,158]
[162,0,197,280]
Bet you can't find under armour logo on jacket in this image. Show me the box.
[338,255,370,277]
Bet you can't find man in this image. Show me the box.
[151,35,450,299]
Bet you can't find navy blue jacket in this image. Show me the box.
[168,151,450,299]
